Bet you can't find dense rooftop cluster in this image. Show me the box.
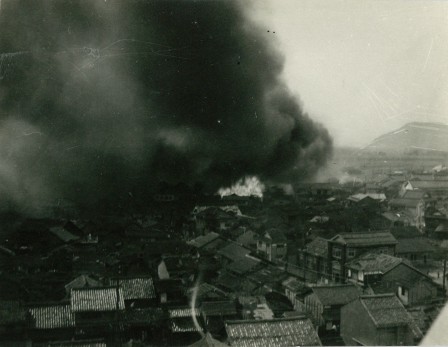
[1,157,448,346]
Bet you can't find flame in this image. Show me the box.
[218,176,265,198]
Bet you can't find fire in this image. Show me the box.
[218,176,265,198]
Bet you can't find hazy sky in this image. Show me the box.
[251,0,448,147]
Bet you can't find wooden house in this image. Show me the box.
[304,284,361,333]
[28,303,75,343]
[256,228,287,262]
[225,317,322,346]
[110,277,156,308]
[346,252,441,306]
[70,287,125,338]
[200,300,238,337]
[327,232,397,282]
[341,294,422,346]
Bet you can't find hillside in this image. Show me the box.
[363,122,448,153]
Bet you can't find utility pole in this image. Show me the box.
[443,257,447,294]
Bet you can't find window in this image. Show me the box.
[347,248,356,258]
[400,286,407,296]
[347,269,352,278]
[332,247,342,259]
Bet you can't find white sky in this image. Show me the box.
[250,0,448,147]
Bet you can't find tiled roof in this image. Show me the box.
[225,317,322,347]
[201,300,237,316]
[305,237,328,257]
[29,304,75,329]
[47,340,106,347]
[188,232,221,248]
[360,294,421,333]
[402,190,428,200]
[389,198,423,208]
[408,180,448,190]
[217,243,251,260]
[346,253,402,274]
[0,301,26,325]
[227,255,261,275]
[125,307,165,324]
[396,238,436,254]
[281,277,309,295]
[170,318,202,333]
[71,287,125,312]
[262,228,287,244]
[168,307,202,333]
[216,272,259,293]
[247,265,289,286]
[236,230,257,247]
[331,232,397,247]
[187,283,227,301]
[111,277,156,300]
[311,285,360,306]
[169,307,200,318]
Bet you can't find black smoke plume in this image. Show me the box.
[0,0,332,214]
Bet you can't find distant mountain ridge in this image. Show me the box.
[363,122,448,153]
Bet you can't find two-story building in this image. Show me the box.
[327,232,397,282]
[304,284,361,334]
[70,287,125,338]
[346,253,442,307]
[299,237,329,282]
[256,228,287,262]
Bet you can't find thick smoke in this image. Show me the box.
[0,0,332,214]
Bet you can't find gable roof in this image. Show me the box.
[310,285,361,306]
[236,230,257,247]
[49,226,80,243]
[348,193,386,202]
[247,265,289,287]
[380,262,435,288]
[227,255,262,275]
[262,228,287,244]
[305,237,328,258]
[225,317,322,347]
[282,277,310,296]
[218,242,251,260]
[188,232,221,248]
[201,300,237,316]
[402,190,429,200]
[65,275,102,293]
[407,180,448,190]
[331,232,397,247]
[359,294,419,331]
[187,282,227,301]
[29,304,75,329]
[389,198,423,208]
[396,237,436,254]
[168,307,201,333]
[124,307,165,325]
[71,287,125,312]
[111,277,156,300]
[346,253,402,274]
